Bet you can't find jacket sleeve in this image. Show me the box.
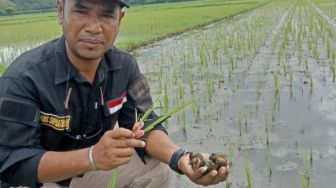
[0,75,46,188]
[118,58,166,163]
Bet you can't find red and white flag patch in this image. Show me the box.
[106,92,127,114]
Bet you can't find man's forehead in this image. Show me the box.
[67,0,122,7]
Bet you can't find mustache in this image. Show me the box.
[79,38,103,43]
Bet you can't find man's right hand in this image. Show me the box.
[92,128,146,170]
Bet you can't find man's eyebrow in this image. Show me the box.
[102,8,115,14]
[73,2,89,9]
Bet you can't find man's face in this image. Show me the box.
[58,0,124,61]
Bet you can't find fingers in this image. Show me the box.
[113,138,145,148]
[103,129,145,148]
[109,128,135,139]
[133,129,144,139]
[133,122,145,139]
[93,129,144,170]
[208,166,229,185]
[114,147,135,157]
[132,122,144,131]
[108,126,145,140]
[201,166,229,185]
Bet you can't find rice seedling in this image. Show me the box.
[310,147,313,168]
[226,178,232,188]
[107,169,118,188]
[191,100,200,123]
[330,64,336,82]
[326,38,331,59]
[227,137,235,162]
[289,68,293,88]
[273,72,280,96]
[266,148,272,178]
[300,172,309,188]
[206,113,213,132]
[307,72,313,89]
[206,73,213,102]
[188,72,194,95]
[304,58,309,71]
[178,82,184,100]
[264,114,270,146]
[163,84,169,114]
[237,112,244,137]
[299,148,313,188]
[218,73,225,89]
[271,97,279,122]
[228,53,235,72]
[181,109,187,135]
[244,153,254,188]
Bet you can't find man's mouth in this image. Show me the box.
[80,39,102,48]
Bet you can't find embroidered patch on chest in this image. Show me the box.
[40,111,71,131]
[105,92,127,115]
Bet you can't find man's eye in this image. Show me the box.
[103,13,114,18]
[75,10,87,14]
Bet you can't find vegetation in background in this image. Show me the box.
[0,0,267,65]
[0,0,210,15]
[0,63,6,75]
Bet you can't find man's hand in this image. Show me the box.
[178,153,229,186]
[92,127,145,170]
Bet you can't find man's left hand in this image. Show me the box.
[178,153,230,186]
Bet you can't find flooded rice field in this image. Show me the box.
[134,1,336,187]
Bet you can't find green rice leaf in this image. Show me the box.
[137,92,165,123]
[107,169,118,188]
[143,100,192,132]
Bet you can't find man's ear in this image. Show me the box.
[57,0,64,25]
[118,10,125,26]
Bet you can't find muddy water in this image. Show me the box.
[134,1,336,188]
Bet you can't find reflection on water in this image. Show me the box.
[0,44,41,64]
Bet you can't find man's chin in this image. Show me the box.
[77,51,105,61]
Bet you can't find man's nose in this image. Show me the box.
[85,15,103,34]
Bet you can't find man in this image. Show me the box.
[0,0,229,187]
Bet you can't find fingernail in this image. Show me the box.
[141,141,146,147]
